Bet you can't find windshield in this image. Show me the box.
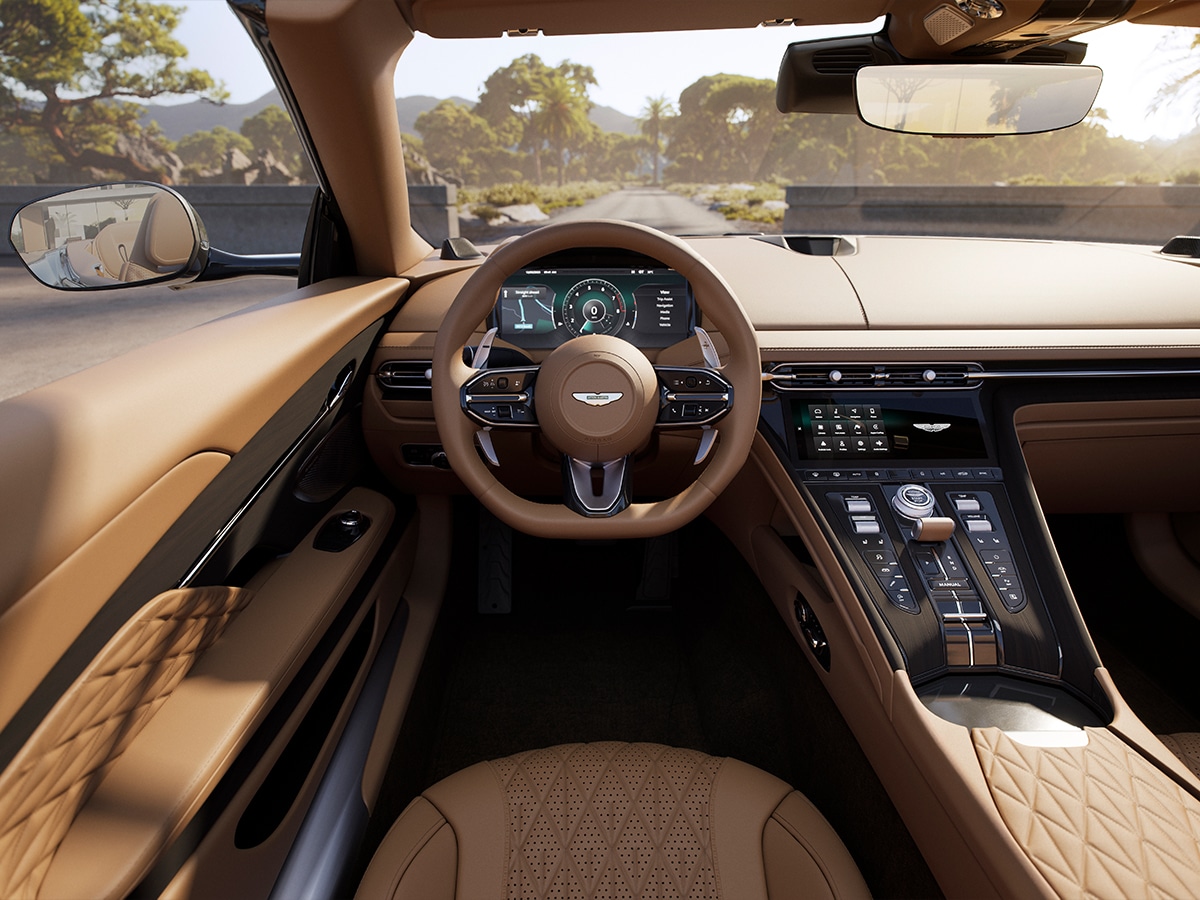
[393,21,1200,246]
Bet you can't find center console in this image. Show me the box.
[760,363,1100,714]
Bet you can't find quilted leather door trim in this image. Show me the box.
[0,585,251,899]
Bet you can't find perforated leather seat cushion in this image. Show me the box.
[357,742,869,900]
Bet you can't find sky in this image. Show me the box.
[168,2,1199,142]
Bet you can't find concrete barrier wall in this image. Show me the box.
[0,184,458,257]
[783,185,1200,245]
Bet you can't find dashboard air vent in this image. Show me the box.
[766,363,983,390]
[376,360,432,400]
[811,47,876,75]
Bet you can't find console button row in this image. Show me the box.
[803,467,1002,483]
[810,404,881,420]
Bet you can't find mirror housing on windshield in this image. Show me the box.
[9,183,208,290]
[855,63,1103,136]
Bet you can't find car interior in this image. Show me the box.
[4,0,1200,897]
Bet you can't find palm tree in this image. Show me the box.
[533,72,593,186]
[638,95,675,185]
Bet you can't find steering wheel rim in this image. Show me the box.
[432,219,760,540]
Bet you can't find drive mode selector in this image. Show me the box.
[892,483,936,520]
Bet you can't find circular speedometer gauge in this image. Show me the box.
[559,278,630,338]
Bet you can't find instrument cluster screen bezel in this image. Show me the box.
[492,249,695,350]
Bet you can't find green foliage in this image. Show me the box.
[460,180,619,216]
[474,54,597,185]
[638,95,675,185]
[414,100,519,186]
[669,182,786,224]
[1174,169,1200,185]
[176,125,252,173]
[666,74,778,183]
[240,104,310,178]
[0,0,225,182]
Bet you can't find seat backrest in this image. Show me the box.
[357,741,871,900]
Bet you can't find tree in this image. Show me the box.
[415,99,509,185]
[638,95,674,184]
[532,70,593,186]
[475,55,596,184]
[0,0,225,183]
[176,125,252,174]
[240,104,311,179]
[666,74,778,182]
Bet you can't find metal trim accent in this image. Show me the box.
[178,362,355,588]
[565,457,629,517]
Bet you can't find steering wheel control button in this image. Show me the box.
[892,483,936,520]
[462,367,538,427]
[655,366,734,427]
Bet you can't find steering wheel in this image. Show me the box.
[432,219,760,540]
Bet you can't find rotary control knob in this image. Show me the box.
[892,483,936,520]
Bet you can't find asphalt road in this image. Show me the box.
[0,260,293,401]
[553,187,733,233]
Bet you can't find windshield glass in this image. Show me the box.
[393,21,1200,246]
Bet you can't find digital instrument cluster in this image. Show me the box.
[493,261,694,349]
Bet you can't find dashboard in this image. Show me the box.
[491,249,695,349]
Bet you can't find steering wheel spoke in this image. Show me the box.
[461,366,539,428]
[563,455,631,517]
[654,365,734,428]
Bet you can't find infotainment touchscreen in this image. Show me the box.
[494,265,693,349]
[792,393,988,460]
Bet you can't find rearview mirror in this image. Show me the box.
[9,183,204,290]
[855,64,1102,136]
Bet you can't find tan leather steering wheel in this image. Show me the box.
[432,219,760,540]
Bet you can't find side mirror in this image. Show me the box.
[855,63,1103,136]
[9,183,207,290]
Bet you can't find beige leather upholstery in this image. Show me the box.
[358,742,869,900]
[974,726,1200,898]
[0,585,251,899]
[1160,733,1200,780]
[123,193,195,281]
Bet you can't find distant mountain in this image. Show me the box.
[143,91,637,140]
[141,90,285,140]
[592,105,639,136]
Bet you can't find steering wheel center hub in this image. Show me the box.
[536,334,659,462]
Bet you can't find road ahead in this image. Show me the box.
[554,187,732,234]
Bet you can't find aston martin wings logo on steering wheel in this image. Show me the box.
[572,391,623,407]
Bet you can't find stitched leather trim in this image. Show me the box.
[490,742,722,899]
[974,726,1200,899]
[0,586,250,899]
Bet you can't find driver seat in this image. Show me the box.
[357,742,870,899]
